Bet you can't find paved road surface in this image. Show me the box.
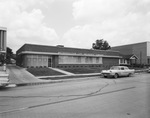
[0,73,150,118]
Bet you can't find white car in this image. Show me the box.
[101,66,135,78]
[0,71,9,87]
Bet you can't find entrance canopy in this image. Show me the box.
[122,54,138,60]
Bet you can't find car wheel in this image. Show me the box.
[102,74,107,78]
[114,73,118,79]
[128,73,131,77]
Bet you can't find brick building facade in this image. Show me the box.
[16,44,121,70]
[112,42,150,65]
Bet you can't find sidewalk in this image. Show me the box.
[49,67,75,75]
[7,65,47,84]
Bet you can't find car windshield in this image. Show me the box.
[110,66,119,70]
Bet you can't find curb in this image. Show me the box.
[16,73,101,87]
[16,81,62,87]
[39,73,101,80]
[135,69,148,73]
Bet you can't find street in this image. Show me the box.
[0,73,150,118]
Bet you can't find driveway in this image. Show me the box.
[7,65,45,84]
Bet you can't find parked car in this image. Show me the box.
[0,71,9,87]
[101,66,135,78]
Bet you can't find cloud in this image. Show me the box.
[63,25,101,49]
[63,0,150,48]
[73,0,150,22]
[1,0,150,52]
[73,0,130,22]
[0,0,58,52]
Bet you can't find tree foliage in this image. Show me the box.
[0,47,14,65]
[0,53,5,65]
[6,47,13,63]
[92,39,111,50]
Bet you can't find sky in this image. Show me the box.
[0,0,150,53]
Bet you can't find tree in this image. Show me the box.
[92,39,111,50]
[6,47,13,64]
[0,53,5,65]
[0,47,14,65]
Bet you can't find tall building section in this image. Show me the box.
[112,42,150,65]
[147,42,150,64]
[0,27,7,53]
[0,27,7,71]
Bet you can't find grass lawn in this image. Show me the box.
[63,67,101,74]
[26,66,146,77]
[27,67,65,76]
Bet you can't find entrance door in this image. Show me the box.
[48,58,52,67]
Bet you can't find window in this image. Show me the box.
[85,57,88,63]
[44,58,47,62]
[77,57,81,63]
[38,59,42,62]
[59,56,102,64]
[33,58,37,61]
[120,59,123,63]
[96,57,99,63]
[89,57,93,63]
[120,59,126,64]
[28,59,31,61]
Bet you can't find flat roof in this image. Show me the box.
[112,41,150,48]
[0,26,7,30]
[17,44,121,57]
